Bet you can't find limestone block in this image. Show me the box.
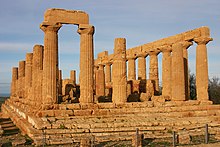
[66,103,81,110]
[80,137,91,147]
[140,93,151,102]
[92,109,110,116]
[54,110,74,117]
[97,103,115,109]
[43,8,89,25]
[131,134,143,147]
[151,96,165,103]
[12,139,26,146]
[73,110,93,116]
[0,125,3,136]
[177,134,191,144]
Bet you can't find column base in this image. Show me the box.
[199,100,213,105]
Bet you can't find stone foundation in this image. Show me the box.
[2,98,220,145]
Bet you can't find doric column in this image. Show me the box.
[78,24,95,103]
[112,38,127,103]
[194,37,212,101]
[18,61,25,98]
[127,56,136,81]
[105,62,111,96]
[58,70,62,96]
[25,53,33,99]
[94,65,99,92]
[70,70,76,84]
[32,45,43,103]
[11,67,18,97]
[105,63,111,84]
[96,64,105,96]
[137,54,146,80]
[149,51,160,94]
[160,46,172,98]
[171,42,186,101]
[40,24,62,104]
[182,41,193,100]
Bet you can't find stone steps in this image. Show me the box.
[2,100,220,145]
[0,118,20,136]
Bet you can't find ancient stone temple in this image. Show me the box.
[2,8,220,146]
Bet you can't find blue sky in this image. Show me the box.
[0,0,220,94]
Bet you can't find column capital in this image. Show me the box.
[137,53,147,58]
[105,62,112,66]
[40,23,62,33]
[181,41,193,49]
[194,37,213,45]
[148,50,160,56]
[158,45,172,53]
[126,55,136,60]
[77,24,95,35]
[98,63,105,68]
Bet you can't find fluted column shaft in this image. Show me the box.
[41,24,61,104]
[70,70,76,84]
[11,67,18,97]
[182,41,193,99]
[171,42,186,101]
[105,63,111,84]
[138,55,146,80]
[18,61,25,98]
[149,52,159,94]
[105,63,111,96]
[78,25,95,103]
[162,49,171,97]
[32,45,43,102]
[25,53,33,99]
[58,70,62,96]
[96,64,105,96]
[127,57,136,80]
[194,37,212,101]
[112,38,127,103]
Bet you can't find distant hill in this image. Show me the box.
[0,93,10,97]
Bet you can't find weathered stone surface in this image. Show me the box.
[43,8,89,25]
[171,42,186,101]
[2,8,215,146]
[177,134,191,144]
[112,38,127,104]
[78,24,95,103]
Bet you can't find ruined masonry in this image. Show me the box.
[2,8,220,145]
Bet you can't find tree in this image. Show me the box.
[189,73,196,100]
[208,77,220,104]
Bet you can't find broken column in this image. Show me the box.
[160,46,172,98]
[32,45,44,103]
[78,24,95,103]
[10,67,18,97]
[70,70,76,85]
[18,61,25,98]
[112,38,127,103]
[149,50,160,94]
[25,53,33,99]
[194,36,212,101]
[171,42,186,101]
[40,24,62,104]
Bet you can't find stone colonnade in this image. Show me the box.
[94,27,212,103]
[9,8,212,106]
[10,9,94,105]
